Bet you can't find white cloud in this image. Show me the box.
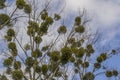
[0,0,119,79]
[65,0,120,27]
[63,0,120,49]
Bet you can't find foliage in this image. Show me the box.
[0,0,6,9]
[0,0,119,80]
[0,14,10,27]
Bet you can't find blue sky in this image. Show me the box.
[65,0,120,80]
[0,0,120,80]
[65,0,120,49]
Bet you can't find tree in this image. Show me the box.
[0,0,119,80]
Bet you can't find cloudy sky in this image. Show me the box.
[66,0,120,27]
[1,0,120,80]
[65,0,120,80]
[64,0,120,48]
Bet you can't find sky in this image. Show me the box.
[0,0,120,80]
[65,0,120,44]
[65,0,120,80]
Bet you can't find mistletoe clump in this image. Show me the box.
[75,25,85,33]
[58,25,67,34]
[68,38,75,44]
[112,70,119,76]
[105,71,113,77]
[0,75,8,80]
[94,62,101,69]
[75,16,81,25]
[96,53,107,63]
[35,66,41,73]
[32,49,42,58]
[41,11,48,20]
[8,42,18,56]
[27,21,39,36]
[61,47,72,64]
[25,57,35,67]
[0,14,10,26]
[7,28,15,37]
[8,42,16,50]
[54,14,61,21]
[40,22,48,34]
[12,70,23,80]
[14,61,21,69]
[41,64,48,75]
[0,0,6,9]
[3,58,12,67]
[24,44,30,51]
[24,4,32,14]
[28,21,39,32]
[5,35,12,41]
[45,16,53,25]
[77,47,85,58]
[83,72,95,80]
[42,46,49,51]
[16,0,26,9]
[105,70,119,77]
[82,61,89,68]
[34,36,42,44]
[50,51,60,62]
